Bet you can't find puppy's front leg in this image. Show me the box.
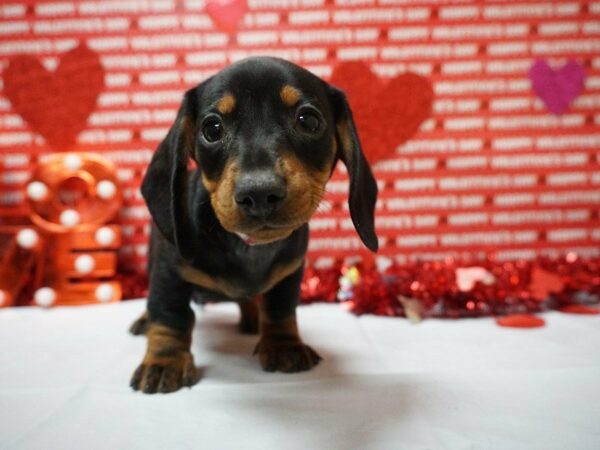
[130,262,198,394]
[254,266,322,372]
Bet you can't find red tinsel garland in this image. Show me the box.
[116,254,599,322]
[300,255,600,319]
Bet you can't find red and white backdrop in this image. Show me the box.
[1,0,599,306]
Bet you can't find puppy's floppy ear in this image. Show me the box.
[141,88,198,259]
[328,86,379,252]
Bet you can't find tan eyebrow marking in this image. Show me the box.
[216,93,235,114]
[280,85,301,107]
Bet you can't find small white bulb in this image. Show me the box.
[59,209,80,228]
[63,154,83,171]
[34,287,56,307]
[95,283,115,303]
[95,227,115,246]
[26,181,49,201]
[0,290,6,306]
[96,180,116,200]
[74,254,95,274]
[16,228,39,249]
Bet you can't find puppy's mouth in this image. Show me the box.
[235,224,295,246]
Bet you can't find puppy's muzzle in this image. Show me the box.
[234,171,287,221]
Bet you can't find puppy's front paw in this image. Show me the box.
[130,352,199,394]
[254,339,322,373]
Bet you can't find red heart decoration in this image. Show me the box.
[3,43,104,150]
[206,0,248,34]
[330,61,433,165]
[496,314,546,328]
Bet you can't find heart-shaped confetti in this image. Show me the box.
[558,305,599,315]
[496,314,546,328]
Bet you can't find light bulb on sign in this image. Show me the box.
[63,154,83,171]
[16,228,39,249]
[34,287,56,307]
[26,181,49,201]
[95,284,115,303]
[74,254,95,274]
[59,209,80,228]
[95,227,115,246]
[96,180,117,200]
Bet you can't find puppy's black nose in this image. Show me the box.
[234,172,286,219]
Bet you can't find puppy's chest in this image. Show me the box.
[178,252,303,299]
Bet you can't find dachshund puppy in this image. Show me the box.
[130,57,378,394]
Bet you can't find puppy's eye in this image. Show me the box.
[297,110,320,133]
[202,119,223,142]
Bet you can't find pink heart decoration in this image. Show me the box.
[206,0,248,34]
[529,59,586,115]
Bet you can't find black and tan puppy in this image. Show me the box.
[130,57,378,394]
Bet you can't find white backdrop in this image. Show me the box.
[0,300,599,449]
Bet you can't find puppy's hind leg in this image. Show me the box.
[130,230,156,336]
[238,298,259,334]
[129,310,150,335]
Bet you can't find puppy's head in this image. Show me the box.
[142,57,378,256]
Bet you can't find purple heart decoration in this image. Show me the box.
[529,59,586,115]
